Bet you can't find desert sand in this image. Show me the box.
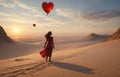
[0,39,120,77]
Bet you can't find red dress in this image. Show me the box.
[40,37,53,58]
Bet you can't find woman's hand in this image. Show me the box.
[44,40,47,48]
[44,45,46,48]
[53,45,55,49]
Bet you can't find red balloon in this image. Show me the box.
[42,2,54,14]
[33,24,36,27]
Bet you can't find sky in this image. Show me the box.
[0,0,120,40]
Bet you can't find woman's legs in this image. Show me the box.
[49,56,52,62]
[46,56,51,62]
[46,48,52,62]
[46,56,48,61]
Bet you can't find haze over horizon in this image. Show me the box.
[0,0,120,41]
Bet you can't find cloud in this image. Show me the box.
[55,8,74,18]
[0,0,39,13]
[55,8,83,23]
[0,0,15,8]
[0,12,11,16]
[13,0,38,13]
[55,8,120,22]
[82,10,120,21]
[0,11,37,25]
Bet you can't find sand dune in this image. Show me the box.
[0,34,99,60]
[0,39,120,77]
[0,26,15,43]
[83,33,109,41]
[105,27,120,41]
[0,42,41,60]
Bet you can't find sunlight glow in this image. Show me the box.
[13,28,20,33]
[11,26,22,41]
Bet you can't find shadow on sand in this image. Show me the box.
[52,61,94,74]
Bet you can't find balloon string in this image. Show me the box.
[47,13,49,17]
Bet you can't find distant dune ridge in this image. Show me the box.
[83,33,109,41]
[0,26,15,43]
[105,27,120,41]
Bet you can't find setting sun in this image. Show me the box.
[11,27,22,41]
[13,27,20,34]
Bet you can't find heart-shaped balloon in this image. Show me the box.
[42,2,54,14]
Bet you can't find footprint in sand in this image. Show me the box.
[14,58,30,61]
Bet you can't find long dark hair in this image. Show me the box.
[45,31,52,39]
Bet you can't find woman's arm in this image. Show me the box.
[44,39,47,48]
[52,37,55,48]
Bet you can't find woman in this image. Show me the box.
[43,31,55,62]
